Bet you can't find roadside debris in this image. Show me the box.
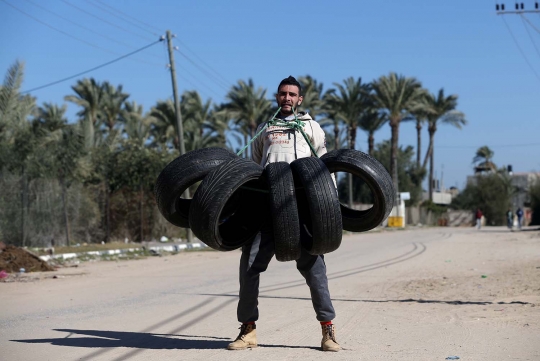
[0,245,55,273]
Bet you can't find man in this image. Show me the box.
[475,208,483,229]
[516,207,524,230]
[227,76,340,352]
[506,208,513,230]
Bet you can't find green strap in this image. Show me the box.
[236,107,319,158]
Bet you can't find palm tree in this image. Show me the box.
[473,146,496,173]
[298,75,325,120]
[121,101,151,147]
[65,78,103,142]
[357,109,387,156]
[100,81,129,133]
[222,79,271,158]
[323,77,371,207]
[181,90,226,150]
[323,77,371,151]
[371,73,425,195]
[422,89,467,199]
[0,61,37,247]
[406,94,431,167]
[36,107,86,246]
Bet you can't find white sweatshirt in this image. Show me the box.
[251,112,328,166]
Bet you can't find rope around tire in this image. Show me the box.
[236,107,320,158]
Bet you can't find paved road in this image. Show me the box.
[1,227,539,360]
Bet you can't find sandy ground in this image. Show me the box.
[1,226,539,361]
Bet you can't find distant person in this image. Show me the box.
[475,208,483,229]
[516,207,524,230]
[506,208,513,230]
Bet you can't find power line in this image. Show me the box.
[500,15,540,82]
[21,39,163,94]
[176,39,233,89]
[520,14,540,59]
[93,0,163,34]
[175,48,230,92]
[2,0,116,56]
[437,142,540,149]
[84,0,160,37]
[60,0,154,42]
[22,0,144,51]
[520,13,540,34]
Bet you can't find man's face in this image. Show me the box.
[276,84,303,115]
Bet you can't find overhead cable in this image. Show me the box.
[501,15,540,82]
[2,0,117,55]
[85,0,160,36]
[520,14,540,60]
[21,39,163,94]
[22,0,143,51]
[93,0,163,34]
[60,0,154,42]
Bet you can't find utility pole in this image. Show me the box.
[166,30,193,243]
[495,2,540,14]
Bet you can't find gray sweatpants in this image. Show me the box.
[237,221,336,323]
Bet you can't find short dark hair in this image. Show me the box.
[277,76,302,95]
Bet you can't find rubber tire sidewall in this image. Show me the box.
[290,157,342,255]
[263,162,301,262]
[189,157,267,251]
[321,149,395,232]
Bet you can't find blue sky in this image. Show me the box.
[1,0,539,190]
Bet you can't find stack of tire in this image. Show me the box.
[155,147,394,262]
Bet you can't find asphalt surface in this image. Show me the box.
[1,227,539,360]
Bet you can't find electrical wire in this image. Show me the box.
[173,60,223,99]
[520,14,540,60]
[2,0,164,67]
[2,0,116,56]
[437,142,540,149]
[84,0,160,37]
[60,0,154,42]
[21,39,163,94]
[520,13,540,34]
[22,0,143,51]
[93,0,163,34]
[175,48,230,92]
[501,15,540,82]
[176,39,233,88]
[75,0,233,92]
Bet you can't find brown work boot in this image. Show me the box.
[321,323,340,352]
[227,323,257,350]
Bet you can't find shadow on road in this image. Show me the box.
[11,328,319,351]
[197,292,532,306]
[12,329,231,349]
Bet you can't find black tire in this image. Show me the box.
[154,147,238,228]
[321,149,395,232]
[290,157,342,255]
[189,157,267,251]
[263,162,301,262]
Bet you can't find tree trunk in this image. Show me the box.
[334,121,339,150]
[105,178,110,243]
[416,120,422,167]
[20,171,26,247]
[139,180,144,243]
[347,126,356,208]
[428,131,435,201]
[60,176,71,246]
[368,132,374,156]
[390,119,400,201]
